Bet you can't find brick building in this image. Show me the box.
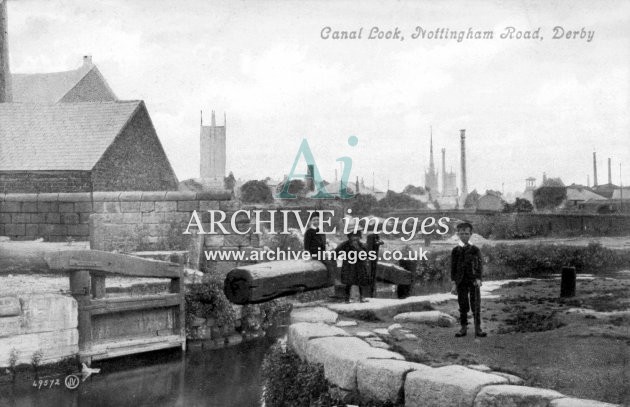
[0,101,179,193]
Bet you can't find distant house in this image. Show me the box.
[476,193,504,212]
[0,101,178,193]
[11,56,117,103]
[592,183,618,199]
[565,185,606,209]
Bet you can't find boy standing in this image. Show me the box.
[451,222,487,337]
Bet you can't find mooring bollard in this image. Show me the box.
[560,266,576,297]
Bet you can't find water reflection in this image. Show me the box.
[0,338,275,407]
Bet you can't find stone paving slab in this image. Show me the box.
[405,365,508,407]
[290,306,338,324]
[288,322,350,359]
[326,297,437,320]
[550,397,621,407]
[304,336,404,390]
[393,310,456,327]
[473,385,564,407]
[487,371,524,385]
[357,359,432,404]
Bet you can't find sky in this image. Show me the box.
[6,0,630,194]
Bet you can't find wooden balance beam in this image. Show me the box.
[224,259,414,305]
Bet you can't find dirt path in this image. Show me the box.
[369,277,630,405]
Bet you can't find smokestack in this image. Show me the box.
[593,151,598,187]
[608,158,612,185]
[460,129,467,195]
[0,0,12,102]
[441,148,446,195]
[306,165,314,192]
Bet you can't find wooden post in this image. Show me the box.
[560,266,576,297]
[69,270,93,352]
[170,270,186,350]
[366,234,382,298]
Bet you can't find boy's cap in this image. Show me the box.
[456,222,473,231]
[347,230,362,238]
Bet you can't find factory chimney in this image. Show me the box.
[0,0,12,102]
[593,152,598,187]
[460,129,467,195]
[441,148,446,196]
[608,158,612,185]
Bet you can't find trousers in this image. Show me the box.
[344,285,370,299]
[457,279,481,327]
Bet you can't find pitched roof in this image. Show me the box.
[11,64,116,103]
[566,187,606,201]
[0,101,141,171]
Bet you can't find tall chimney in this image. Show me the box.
[460,129,467,195]
[608,158,612,185]
[0,0,12,103]
[593,151,598,187]
[441,148,446,195]
[306,165,314,192]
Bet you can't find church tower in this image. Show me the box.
[200,110,226,188]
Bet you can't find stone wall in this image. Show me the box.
[0,294,78,366]
[388,209,630,237]
[0,190,234,244]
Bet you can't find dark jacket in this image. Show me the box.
[304,228,326,256]
[335,240,372,286]
[451,244,483,284]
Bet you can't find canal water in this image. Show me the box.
[0,338,276,407]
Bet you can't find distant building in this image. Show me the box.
[0,5,177,194]
[565,185,606,209]
[517,177,536,204]
[0,101,178,192]
[592,183,618,199]
[476,193,504,212]
[440,148,457,196]
[612,187,630,200]
[359,179,386,200]
[12,56,117,103]
[200,111,226,188]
